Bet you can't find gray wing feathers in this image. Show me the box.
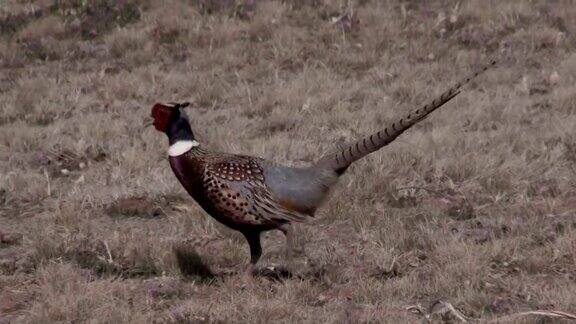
[217,161,320,223]
[263,164,336,215]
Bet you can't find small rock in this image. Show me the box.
[462,227,493,243]
[147,284,160,298]
[169,306,187,322]
[35,151,50,165]
[332,12,360,32]
[75,175,85,184]
[61,169,70,175]
[519,76,530,94]
[550,71,560,85]
[70,18,81,30]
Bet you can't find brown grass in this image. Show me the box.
[2,0,576,322]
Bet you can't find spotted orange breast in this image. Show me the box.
[201,159,267,225]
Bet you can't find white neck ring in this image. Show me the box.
[168,140,199,156]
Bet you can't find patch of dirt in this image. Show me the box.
[52,0,149,40]
[67,244,160,278]
[193,0,255,19]
[106,195,185,219]
[0,7,44,37]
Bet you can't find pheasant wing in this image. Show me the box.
[204,156,309,225]
[247,183,309,223]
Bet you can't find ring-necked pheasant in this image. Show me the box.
[151,61,495,275]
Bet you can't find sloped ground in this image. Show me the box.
[1,0,576,322]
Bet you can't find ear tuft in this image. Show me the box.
[178,102,191,109]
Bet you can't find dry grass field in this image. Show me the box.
[1,0,576,322]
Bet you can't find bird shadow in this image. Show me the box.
[173,244,216,283]
[174,244,295,283]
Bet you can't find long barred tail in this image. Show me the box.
[316,60,496,174]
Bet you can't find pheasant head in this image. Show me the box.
[151,102,197,153]
[151,102,190,133]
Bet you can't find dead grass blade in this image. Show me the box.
[406,300,470,323]
[488,310,576,323]
[407,300,576,323]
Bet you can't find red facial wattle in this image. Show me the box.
[151,103,173,132]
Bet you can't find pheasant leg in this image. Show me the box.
[279,223,294,273]
[242,231,262,276]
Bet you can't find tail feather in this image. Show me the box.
[316,60,496,173]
